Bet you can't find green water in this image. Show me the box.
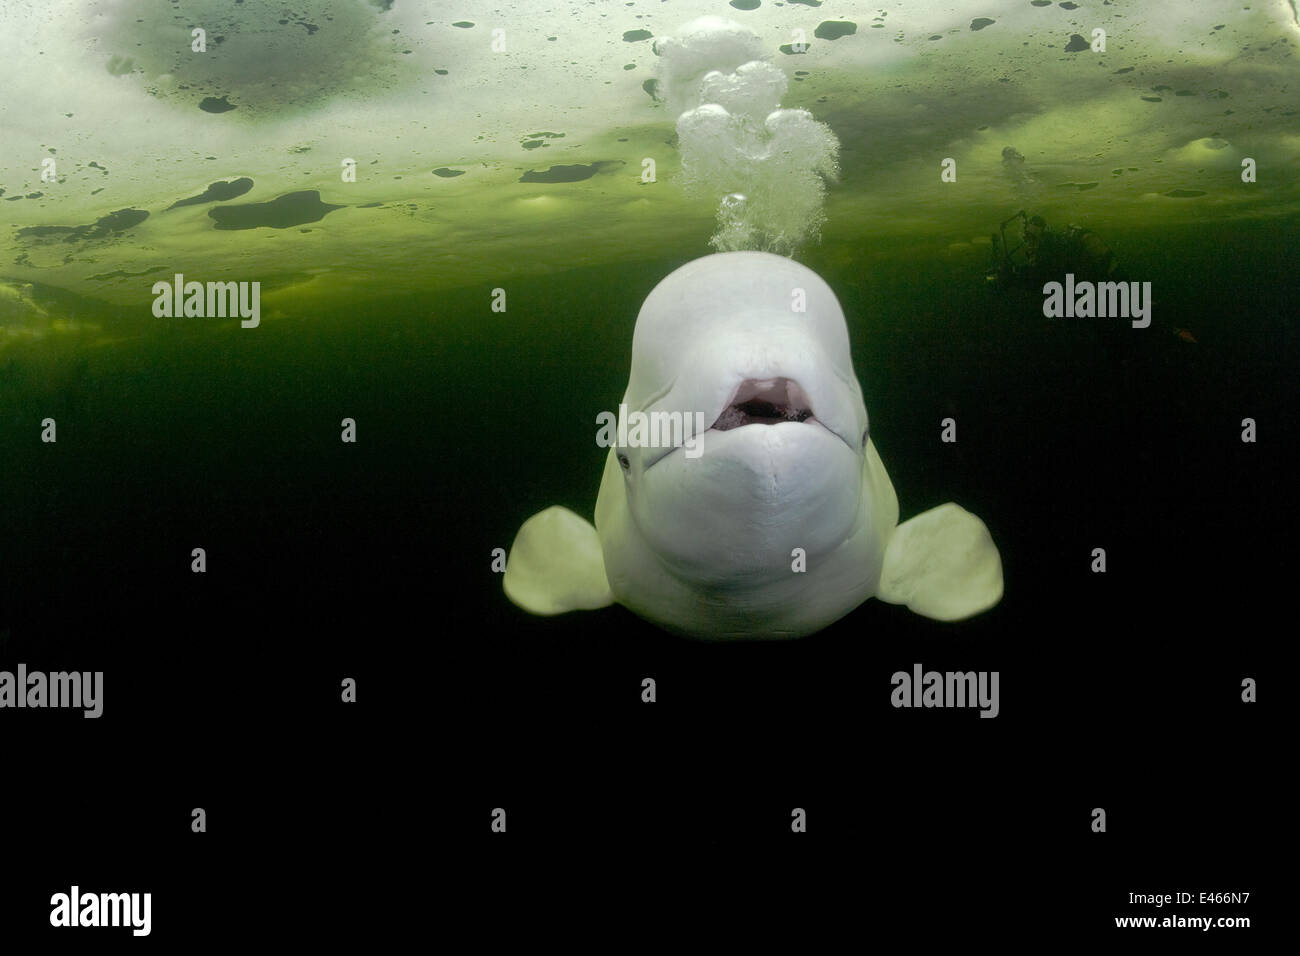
[3,217,1289,662]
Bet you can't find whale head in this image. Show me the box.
[612,251,871,586]
[505,250,999,638]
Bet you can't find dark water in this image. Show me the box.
[2,219,1289,931]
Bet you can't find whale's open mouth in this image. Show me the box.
[711,377,815,431]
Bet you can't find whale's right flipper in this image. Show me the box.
[877,503,1003,621]
[503,505,615,616]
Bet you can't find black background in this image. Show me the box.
[2,217,1287,940]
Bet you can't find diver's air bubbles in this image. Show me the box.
[714,192,755,252]
[1001,145,1040,199]
[652,16,767,117]
[677,96,839,256]
[720,193,746,213]
[655,18,840,257]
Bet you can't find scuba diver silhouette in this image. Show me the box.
[987,210,1121,290]
[985,210,1199,350]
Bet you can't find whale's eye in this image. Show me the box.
[618,452,630,471]
[861,426,869,447]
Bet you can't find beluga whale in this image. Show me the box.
[504,251,1003,639]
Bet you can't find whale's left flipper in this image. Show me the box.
[877,503,1003,621]
[503,505,615,615]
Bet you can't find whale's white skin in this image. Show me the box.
[504,251,1003,639]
